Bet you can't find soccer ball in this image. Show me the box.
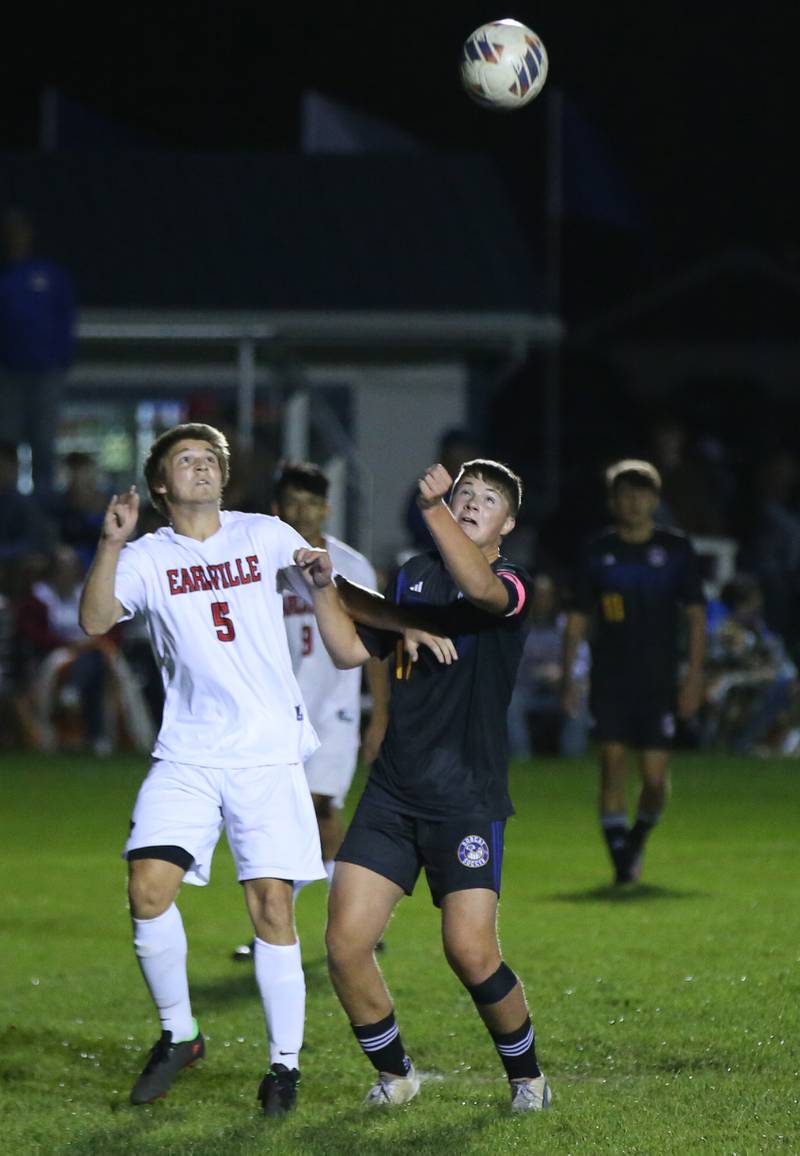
[460,19,548,111]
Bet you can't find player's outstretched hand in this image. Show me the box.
[417,463,454,510]
[102,487,139,544]
[294,547,333,589]
[403,627,458,665]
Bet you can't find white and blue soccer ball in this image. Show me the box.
[460,19,548,111]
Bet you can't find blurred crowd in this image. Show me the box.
[3,425,800,762]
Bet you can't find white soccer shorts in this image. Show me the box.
[302,711,360,809]
[124,759,326,887]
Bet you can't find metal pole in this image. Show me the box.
[541,85,564,516]
[237,337,256,452]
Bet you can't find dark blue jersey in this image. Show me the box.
[357,551,531,820]
[572,527,704,692]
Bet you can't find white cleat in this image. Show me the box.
[510,1074,552,1112]
[364,1065,421,1107]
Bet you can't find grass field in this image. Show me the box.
[1,751,797,1155]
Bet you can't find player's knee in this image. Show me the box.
[128,870,175,919]
[463,961,519,1006]
[326,920,372,972]
[445,938,503,988]
[246,879,294,939]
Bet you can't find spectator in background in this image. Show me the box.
[14,545,113,753]
[507,573,590,759]
[0,440,55,580]
[46,451,110,569]
[703,573,798,755]
[0,207,77,495]
[740,450,800,646]
[403,428,480,551]
[649,417,729,536]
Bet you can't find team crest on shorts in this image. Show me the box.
[458,834,490,869]
[661,712,676,737]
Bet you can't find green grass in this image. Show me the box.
[1,751,798,1155]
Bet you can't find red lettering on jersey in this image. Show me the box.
[283,593,309,616]
[235,557,252,585]
[190,565,211,591]
[223,561,240,588]
[206,564,222,590]
[167,569,184,595]
[180,567,196,593]
[246,555,261,583]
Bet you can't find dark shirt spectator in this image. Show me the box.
[0,207,77,494]
[0,440,54,571]
[46,451,110,570]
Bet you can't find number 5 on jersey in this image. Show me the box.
[212,601,236,642]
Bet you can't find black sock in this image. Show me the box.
[601,812,629,874]
[491,1015,541,1080]
[352,1011,411,1077]
[628,811,659,858]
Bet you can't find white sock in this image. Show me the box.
[324,860,336,886]
[132,903,195,1041]
[254,937,305,1069]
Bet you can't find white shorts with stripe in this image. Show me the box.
[124,759,326,887]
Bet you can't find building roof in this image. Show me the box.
[2,151,550,313]
[572,248,800,344]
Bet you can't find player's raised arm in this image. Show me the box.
[418,463,515,615]
[79,487,139,635]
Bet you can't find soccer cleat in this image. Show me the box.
[232,939,255,962]
[615,848,644,886]
[130,1029,205,1104]
[258,1062,300,1118]
[363,1064,421,1107]
[510,1074,552,1112]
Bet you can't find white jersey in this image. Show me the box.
[282,534,376,732]
[114,510,319,769]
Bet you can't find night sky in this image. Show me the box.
[1,3,795,319]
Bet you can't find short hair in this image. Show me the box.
[452,458,523,516]
[144,423,230,516]
[605,458,662,494]
[273,461,329,502]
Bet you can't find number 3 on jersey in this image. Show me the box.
[301,623,313,655]
[212,601,236,642]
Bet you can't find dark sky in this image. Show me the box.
[1,2,795,317]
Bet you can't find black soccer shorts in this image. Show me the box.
[337,785,506,908]
[591,682,677,749]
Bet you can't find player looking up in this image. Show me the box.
[562,459,706,885]
[79,423,330,1119]
[295,458,551,1114]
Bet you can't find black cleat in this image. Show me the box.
[130,1029,205,1104]
[258,1062,300,1118]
